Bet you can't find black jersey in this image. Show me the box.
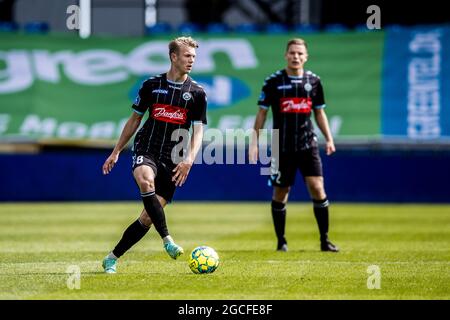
[257,69,325,152]
[132,73,207,161]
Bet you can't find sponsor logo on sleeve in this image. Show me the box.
[258,91,266,101]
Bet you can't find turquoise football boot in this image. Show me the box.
[164,242,184,260]
[102,257,117,274]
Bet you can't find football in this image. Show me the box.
[189,246,220,274]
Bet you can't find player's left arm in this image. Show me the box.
[312,78,335,156]
[172,89,207,187]
[313,108,335,155]
[172,123,203,187]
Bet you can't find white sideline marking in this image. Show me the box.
[264,260,450,265]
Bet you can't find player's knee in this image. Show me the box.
[310,184,326,199]
[273,187,290,203]
[306,178,324,198]
[136,176,155,192]
[139,210,152,227]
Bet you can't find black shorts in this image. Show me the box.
[269,147,323,187]
[132,153,177,203]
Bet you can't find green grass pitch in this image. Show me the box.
[0,202,449,300]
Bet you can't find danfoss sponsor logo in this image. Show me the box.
[280,97,312,113]
[151,104,188,124]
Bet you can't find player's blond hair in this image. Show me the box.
[286,38,308,52]
[168,36,199,60]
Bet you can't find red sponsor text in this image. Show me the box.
[151,104,188,124]
[280,97,312,113]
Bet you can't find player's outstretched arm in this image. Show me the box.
[313,108,335,155]
[172,123,203,187]
[102,112,143,175]
[249,107,268,163]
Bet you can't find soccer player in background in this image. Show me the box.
[101,37,207,273]
[249,38,339,253]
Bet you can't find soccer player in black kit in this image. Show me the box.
[249,38,339,253]
[101,37,207,273]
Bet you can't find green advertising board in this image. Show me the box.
[0,32,383,143]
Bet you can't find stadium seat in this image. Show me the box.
[384,24,406,32]
[206,23,229,34]
[324,23,349,33]
[145,22,172,34]
[265,23,289,34]
[293,23,319,34]
[178,23,201,35]
[355,23,371,32]
[24,21,49,34]
[233,23,260,34]
[0,21,19,32]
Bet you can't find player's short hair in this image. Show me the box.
[169,36,198,58]
[286,38,308,52]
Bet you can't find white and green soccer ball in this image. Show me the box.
[189,246,219,274]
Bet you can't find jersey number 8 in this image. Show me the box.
[136,156,144,165]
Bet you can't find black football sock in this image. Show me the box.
[313,198,330,242]
[141,191,170,239]
[271,200,287,245]
[112,219,150,258]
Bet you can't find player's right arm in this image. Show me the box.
[102,111,143,175]
[249,78,272,163]
[103,79,152,175]
[249,107,268,163]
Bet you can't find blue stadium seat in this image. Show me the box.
[24,21,49,34]
[0,21,19,32]
[145,22,172,34]
[355,23,384,32]
[293,23,319,34]
[233,23,260,34]
[324,23,349,33]
[265,23,289,34]
[384,24,406,32]
[355,23,371,32]
[206,23,229,34]
[178,23,201,35]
